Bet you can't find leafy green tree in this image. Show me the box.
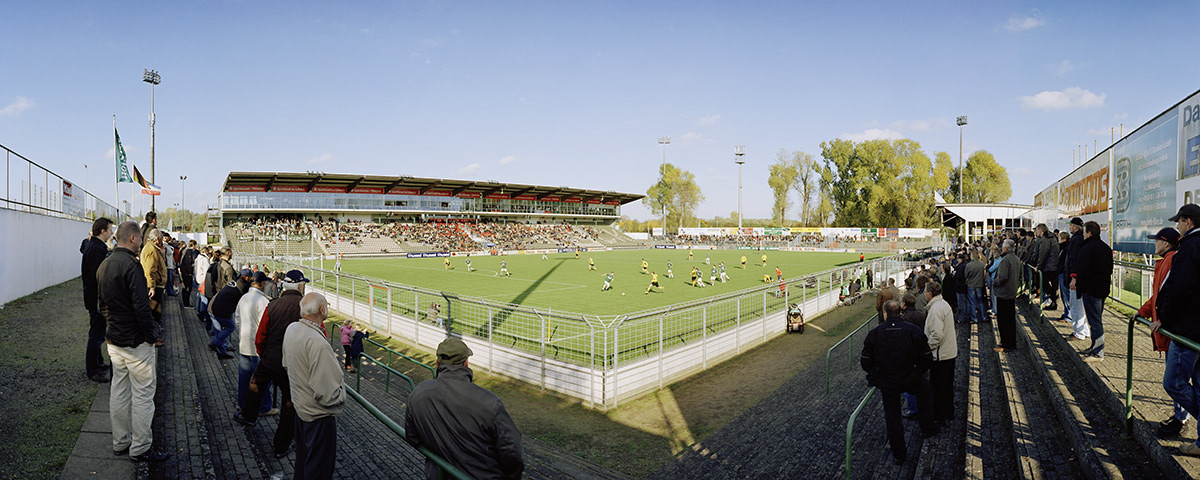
[791,151,819,225]
[960,150,1011,203]
[644,163,705,233]
[768,150,799,225]
[933,151,954,202]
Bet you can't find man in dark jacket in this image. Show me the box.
[1157,204,1200,455]
[1071,221,1113,361]
[178,240,197,308]
[1064,218,1090,340]
[861,300,938,464]
[965,251,987,324]
[406,336,525,479]
[81,217,114,383]
[234,269,308,459]
[993,239,1022,351]
[97,221,169,463]
[207,269,251,359]
[1035,224,1061,310]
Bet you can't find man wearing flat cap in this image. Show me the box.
[1139,227,1190,437]
[405,336,524,479]
[1156,204,1200,455]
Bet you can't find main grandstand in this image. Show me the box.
[218,171,646,255]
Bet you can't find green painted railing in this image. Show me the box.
[328,321,437,381]
[1124,315,1200,435]
[825,314,878,394]
[844,386,878,480]
[344,386,473,480]
[356,352,416,393]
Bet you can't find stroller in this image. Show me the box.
[786,303,805,334]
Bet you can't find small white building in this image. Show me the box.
[937,202,1032,244]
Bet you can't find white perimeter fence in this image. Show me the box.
[239,250,933,409]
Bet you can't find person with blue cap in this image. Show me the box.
[1156,204,1200,455]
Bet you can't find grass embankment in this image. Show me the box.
[336,294,878,477]
[0,279,99,479]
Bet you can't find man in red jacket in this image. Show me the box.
[1142,228,1187,437]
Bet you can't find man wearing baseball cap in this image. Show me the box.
[1062,217,1090,341]
[405,336,524,479]
[1139,227,1190,437]
[235,269,309,460]
[1156,204,1200,455]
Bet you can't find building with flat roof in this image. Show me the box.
[219,171,643,225]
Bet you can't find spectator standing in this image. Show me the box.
[1138,228,1188,437]
[1071,221,1113,361]
[1056,232,1072,320]
[876,278,900,321]
[1035,224,1061,310]
[179,240,197,308]
[236,272,274,416]
[235,269,308,460]
[194,246,212,322]
[283,293,345,480]
[405,337,525,479]
[924,282,956,422]
[98,221,169,463]
[860,300,938,464]
[208,269,251,359]
[1064,218,1090,341]
[81,217,115,383]
[163,235,177,296]
[1156,204,1200,455]
[953,255,968,323]
[993,239,1021,352]
[140,229,166,344]
[340,322,357,372]
[139,211,157,249]
[965,251,986,324]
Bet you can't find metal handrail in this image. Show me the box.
[825,314,878,394]
[1124,315,1200,435]
[356,352,416,393]
[365,336,437,379]
[844,386,878,480]
[344,385,473,480]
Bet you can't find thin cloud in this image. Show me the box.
[499,155,517,165]
[457,163,480,175]
[1054,60,1077,76]
[1004,10,1045,32]
[307,153,333,165]
[695,114,721,126]
[841,128,904,142]
[888,118,950,132]
[1021,87,1106,110]
[0,96,35,115]
[1012,167,1034,176]
[678,132,707,143]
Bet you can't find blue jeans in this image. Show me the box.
[968,287,986,324]
[1058,273,1072,320]
[988,275,997,314]
[1081,293,1105,356]
[238,354,274,414]
[1164,341,1200,445]
[166,268,177,296]
[957,292,968,322]
[211,315,235,355]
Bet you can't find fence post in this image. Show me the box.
[414,290,421,347]
[658,313,664,389]
[736,297,741,354]
[386,287,393,336]
[487,305,494,371]
[761,289,767,343]
[702,303,708,370]
[352,277,357,319]
[590,323,596,407]
[540,308,547,392]
[613,325,620,408]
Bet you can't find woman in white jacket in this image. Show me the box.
[194,247,212,325]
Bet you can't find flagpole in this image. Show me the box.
[114,115,120,218]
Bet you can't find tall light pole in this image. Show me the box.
[84,164,88,192]
[658,136,671,236]
[956,115,968,202]
[734,145,746,229]
[143,69,161,211]
[180,175,187,231]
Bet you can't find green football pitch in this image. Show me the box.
[331,249,884,316]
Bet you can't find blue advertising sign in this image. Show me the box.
[1113,109,1178,254]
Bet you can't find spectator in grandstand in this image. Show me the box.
[140,229,166,344]
[1137,228,1189,437]
[965,251,987,324]
[98,221,169,463]
[1063,218,1090,341]
[1157,205,1200,455]
[861,300,938,464]
[235,269,308,461]
[179,240,197,308]
[1071,221,1113,362]
[237,272,274,416]
[1034,224,1061,310]
[924,281,956,423]
[405,336,524,479]
[81,217,115,383]
[284,292,345,480]
[993,239,1021,352]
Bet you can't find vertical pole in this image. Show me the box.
[658,313,664,389]
[613,326,619,408]
[702,304,708,369]
[590,324,596,407]
[736,297,741,354]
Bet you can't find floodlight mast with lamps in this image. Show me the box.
[143,69,161,211]
[956,115,967,203]
[658,136,670,236]
[180,175,187,231]
[734,145,746,229]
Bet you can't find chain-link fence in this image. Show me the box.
[239,249,933,408]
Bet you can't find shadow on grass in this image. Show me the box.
[464,259,565,338]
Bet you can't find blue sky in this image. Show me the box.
[2,1,1198,221]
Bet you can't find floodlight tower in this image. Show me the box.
[658,136,671,236]
[957,115,968,202]
[180,175,187,231]
[143,69,161,211]
[734,145,746,229]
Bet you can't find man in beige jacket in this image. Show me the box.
[924,281,956,423]
[140,228,166,343]
[283,293,345,479]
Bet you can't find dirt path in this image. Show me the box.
[0,278,99,479]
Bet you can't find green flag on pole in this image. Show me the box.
[115,128,134,183]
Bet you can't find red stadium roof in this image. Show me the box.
[221,172,644,205]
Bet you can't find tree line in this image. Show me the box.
[638,137,1011,231]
